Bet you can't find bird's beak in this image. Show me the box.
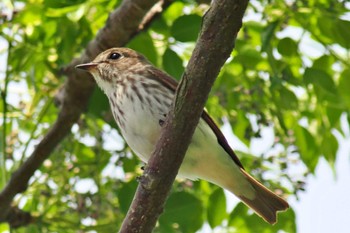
[75,62,98,71]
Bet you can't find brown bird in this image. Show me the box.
[76,48,289,224]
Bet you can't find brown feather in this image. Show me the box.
[238,168,289,224]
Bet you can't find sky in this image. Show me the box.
[291,124,350,233]
[293,154,350,233]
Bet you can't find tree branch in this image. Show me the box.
[119,0,249,232]
[0,0,171,226]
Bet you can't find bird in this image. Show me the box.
[75,47,289,224]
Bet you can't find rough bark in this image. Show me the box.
[119,0,249,232]
[0,0,171,227]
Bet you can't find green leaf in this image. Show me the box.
[122,156,139,173]
[171,14,201,42]
[334,19,350,48]
[16,3,43,25]
[156,224,177,233]
[235,45,263,69]
[304,68,338,104]
[338,69,350,109]
[321,133,338,167]
[0,223,10,232]
[207,188,227,228]
[326,106,342,128]
[159,192,204,233]
[162,1,185,25]
[281,66,301,85]
[277,37,298,57]
[74,143,95,163]
[294,125,319,172]
[231,111,251,146]
[244,21,264,47]
[273,84,298,110]
[88,87,110,117]
[261,21,279,52]
[318,17,350,48]
[304,68,335,91]
[317,16,334,44]
[151,16,170,37]
[162,48,184,80]
[312,55,334,73]
[127,32,158,66]
[117,180,138,214]
[228,203,250,232]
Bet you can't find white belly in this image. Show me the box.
[111,90,166,162]
[109,89,252,197]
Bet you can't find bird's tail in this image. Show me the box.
[236,168,289,224]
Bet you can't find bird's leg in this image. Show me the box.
[158,113,167,126]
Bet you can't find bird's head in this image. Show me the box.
[76,48,150,94]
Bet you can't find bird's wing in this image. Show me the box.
[147,66,179,91]
[201,111,244,169]
[148,67,244,169]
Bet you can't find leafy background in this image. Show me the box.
[1,0,349,232]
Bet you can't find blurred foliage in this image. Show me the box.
[1,0,349,232]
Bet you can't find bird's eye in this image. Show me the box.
[109,53,121,60]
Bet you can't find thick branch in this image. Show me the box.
[119,0,249,232]
[0,0,169,225]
